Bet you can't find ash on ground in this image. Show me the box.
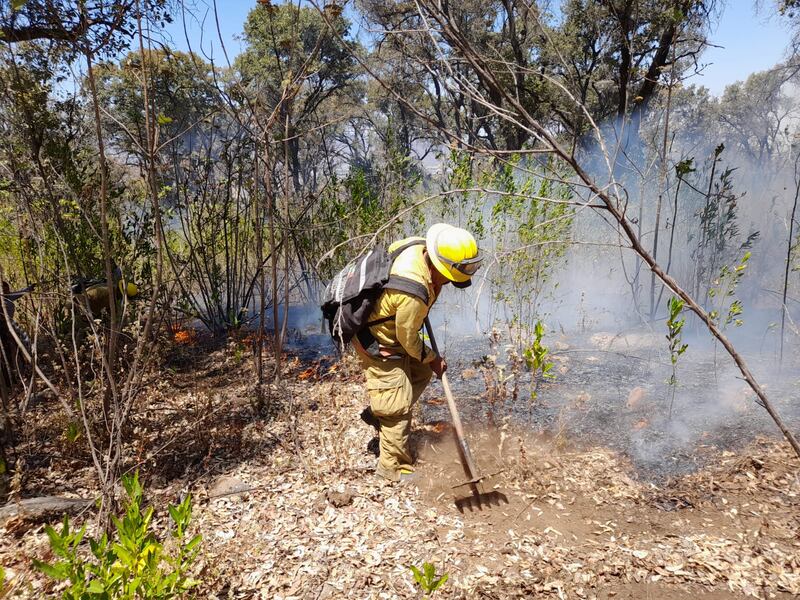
[417,328,800,481]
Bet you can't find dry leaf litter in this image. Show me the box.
[0,346,798,599]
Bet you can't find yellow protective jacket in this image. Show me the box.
[74,284,118,318]
[365,237,438,363]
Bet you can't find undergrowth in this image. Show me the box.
[34,473,201,600]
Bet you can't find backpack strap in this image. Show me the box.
[364,276,430,328]
[384,275,430,305]
[364,314,395,328]
[389,239,425,261]
[364,240,430,328]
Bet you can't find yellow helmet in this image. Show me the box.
[425,223,482,285]
[118,280,138,298]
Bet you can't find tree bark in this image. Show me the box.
[780,155,800,365]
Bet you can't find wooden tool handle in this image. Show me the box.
[424,318,479,482]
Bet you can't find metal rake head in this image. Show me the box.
[454,489,509,513]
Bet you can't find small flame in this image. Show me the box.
[430,421,450,434]
[425,397,445,406]
[173,329,196,345]
[297,366,317,381]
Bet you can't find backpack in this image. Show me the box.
[321,240,430,347]
[71,278,105,295]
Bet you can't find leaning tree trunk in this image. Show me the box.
[780,154,800,365]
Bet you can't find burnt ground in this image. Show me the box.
[0,327,799,598]
[423,328,800,481]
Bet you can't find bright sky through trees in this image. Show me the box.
[164,1,793,97]
[700,2,792,94]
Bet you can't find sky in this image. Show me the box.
[700,2,793,94]
[162,1,794,97]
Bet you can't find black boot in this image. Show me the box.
[360,406,380,432]
[366,436,380,457]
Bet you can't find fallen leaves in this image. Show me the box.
[3,342,799,599]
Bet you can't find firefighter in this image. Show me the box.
[0,281,33,389]
[354,223,482,482]
[73,277,139,321]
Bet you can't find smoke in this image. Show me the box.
[282,76,800,478]
[416,91,800,478]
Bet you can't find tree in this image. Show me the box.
[97,49,218,160]
[358,0,715,153]
[716,67,797,164]
[237,2,362,191]
[0,0,171,56]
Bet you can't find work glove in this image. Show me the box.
[431,356,447,379]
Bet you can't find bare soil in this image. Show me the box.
[1,338,798,599]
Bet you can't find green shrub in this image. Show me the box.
[523,320,554,400]
[409,561,448,598]
[34,472,201,599]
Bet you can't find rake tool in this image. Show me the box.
[424,317,507,512]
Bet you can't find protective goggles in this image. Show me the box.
[439,253,482,277]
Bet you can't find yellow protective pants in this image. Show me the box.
[359,352,432,481]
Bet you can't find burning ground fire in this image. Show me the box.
[170,323,198,345]
[296,358,340,381]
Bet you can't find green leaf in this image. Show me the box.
[432,573,449,591]
[89,534,108,559]
[126,576,142,596]
[181,577,201,589]
[112,543,134,565]
[11,0,27,11]
[184,534,202,552]
[44,524,67,556]
[32,559,69,580]
[86,579,106,593]
[73,525,87,549]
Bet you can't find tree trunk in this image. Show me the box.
[649,41,676,319]
[780,155,800,365]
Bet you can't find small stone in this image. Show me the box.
[208,476,250,499]
[326,488,354,508]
